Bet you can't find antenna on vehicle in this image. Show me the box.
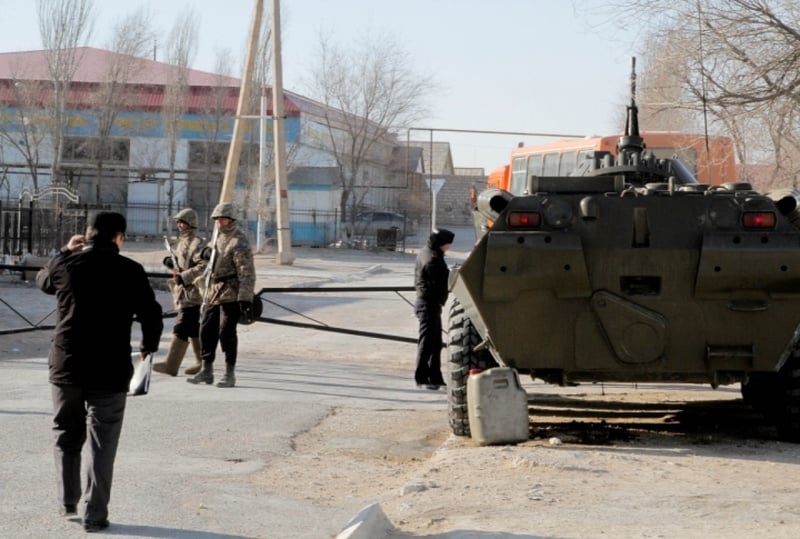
[617,56,645,155]
[696,3,712,176]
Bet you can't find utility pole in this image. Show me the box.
[257,89,267,252]
[219,0,263,205]
[271,0,294,265]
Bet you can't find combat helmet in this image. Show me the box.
[211,202,237,220]
[173,208,198,228]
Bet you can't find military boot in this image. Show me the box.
[186,361,214,385]
[153,337,189,376]
[216,364,236,388]
[183,337,203,375]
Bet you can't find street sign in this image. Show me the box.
[425,178,446,230]
[426,178,446,194]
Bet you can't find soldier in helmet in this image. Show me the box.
[154,208,207,376]
[187,202,255,388]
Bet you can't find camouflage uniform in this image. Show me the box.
[201,220,255,307]
[189,203,255,388]
[170,227,206,309]
[154,208,207,376]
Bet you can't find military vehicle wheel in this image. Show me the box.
[774,354,800,442]
[447,300,498,437]
[741,372,782,416]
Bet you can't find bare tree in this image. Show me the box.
[162,8,198,233]
[590,0,800,189]
[238,19,273,224]
[82,7,154,202]
[0,76,49,191]
[36,0,95,185]
[636,32,698,132]
[306,29,434,231]
[193,49,238,222]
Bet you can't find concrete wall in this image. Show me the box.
[435,174,485,226]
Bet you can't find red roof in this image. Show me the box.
[0,47,301,116]
[0,46,240,86]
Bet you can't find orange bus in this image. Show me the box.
[504,132,736,195]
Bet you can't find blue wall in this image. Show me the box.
[0,107,301,142]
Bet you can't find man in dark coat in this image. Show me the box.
[414,228,455,389]
[36,212,163,533]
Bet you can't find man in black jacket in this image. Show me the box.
[37,212,163,533]
[414,228,455,389]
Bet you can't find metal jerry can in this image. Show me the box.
[467,367,529,445]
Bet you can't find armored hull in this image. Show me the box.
[448,171,800,442]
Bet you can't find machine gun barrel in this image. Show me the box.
[618,56,645,154]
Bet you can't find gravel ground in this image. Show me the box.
[3,230,800,538]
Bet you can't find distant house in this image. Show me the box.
[409,140,485,226]
[0,47,427,246]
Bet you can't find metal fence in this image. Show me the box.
[0,200,88,257]
[0,199,354,258]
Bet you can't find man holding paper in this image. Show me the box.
[36,211,163,532]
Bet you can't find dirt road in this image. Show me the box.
[2,237,800,538]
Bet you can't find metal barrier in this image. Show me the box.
[0,265,428,344]
[253,285,417,344]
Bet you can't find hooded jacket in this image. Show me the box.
[414,228,455,306]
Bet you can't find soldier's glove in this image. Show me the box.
[238,300,254,325]
[200,247,213,260]
[163,256,175,269]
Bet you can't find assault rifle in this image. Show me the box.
[200,226,219,316]
[164,235,181,272]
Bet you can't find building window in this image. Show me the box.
[62,137,130,164]
[188,141,258,169]
[189,141,228,168]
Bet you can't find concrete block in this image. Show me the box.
[336,502,394,539]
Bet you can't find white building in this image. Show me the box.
[0,47,427,249]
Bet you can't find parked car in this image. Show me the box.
[345,211,417,240]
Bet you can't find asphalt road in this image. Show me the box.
[4,225,800,539]
[0,225,475,539]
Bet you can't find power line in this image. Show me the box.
[407,126,587,139]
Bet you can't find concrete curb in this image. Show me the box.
[336,502,394,539]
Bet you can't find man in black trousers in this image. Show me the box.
[414,228,455,390]
[37,212,163,532]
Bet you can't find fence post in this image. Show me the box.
[27,200,34,256]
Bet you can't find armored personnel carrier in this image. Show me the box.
[448,61,800,442]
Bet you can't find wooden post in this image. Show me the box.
[200,0,264,315]
[218,0,263,205]
[271,0,294,264]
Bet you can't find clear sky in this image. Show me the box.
[0,0,635,173]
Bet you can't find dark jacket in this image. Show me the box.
[37,241,163,391]
[415,229,455,306]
